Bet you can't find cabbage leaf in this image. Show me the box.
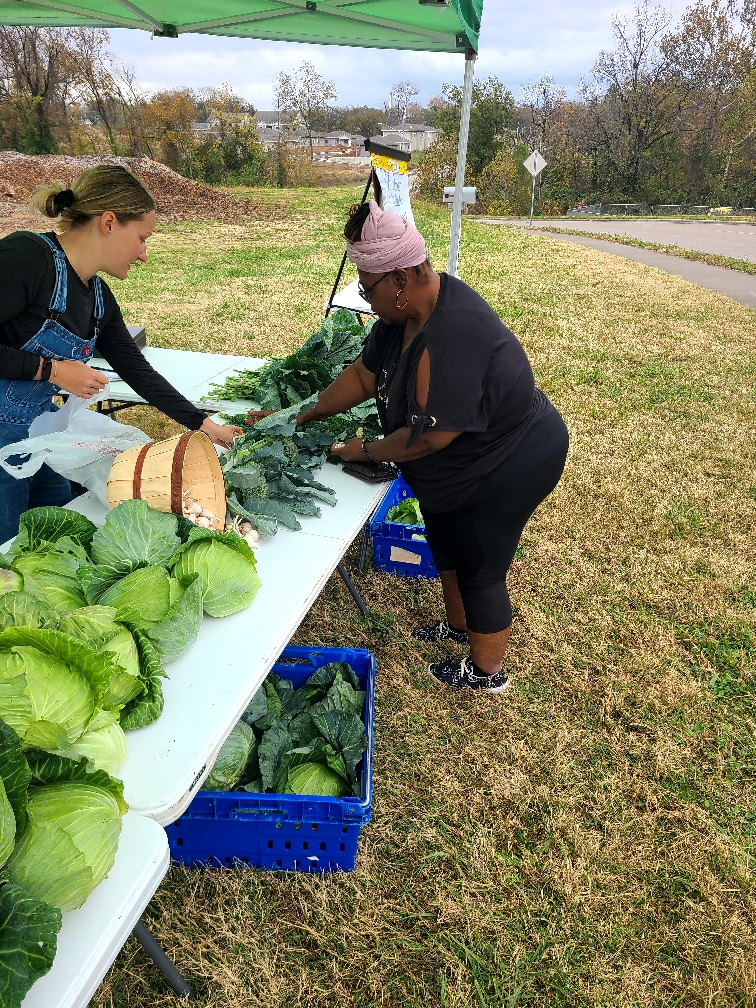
[0,879,61,1008]
[145,573,203,663]
[118,629,165,730]
[6,781,123,911]
[12,551,87,614]
[97,565,171,628]
[90,500,181,574]
[0,719,29,841]
[286,762,346,797]
[0,592,58,631]
[11,506,96,555]
[55,710,127,777]
[58,607,143,710]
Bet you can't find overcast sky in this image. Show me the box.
[104,1,679,110]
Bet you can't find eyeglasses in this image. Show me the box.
[357,272,392,300]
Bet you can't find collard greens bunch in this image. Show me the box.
[222,395,339,537]
[208,309,374,411]
[204,661,368,799]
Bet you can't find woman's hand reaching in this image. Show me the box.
[245,410,276,424]
[52,360,109,399]
[330,437,370,462]
[201,417,243,448]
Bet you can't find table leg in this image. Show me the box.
[336,561,369,617]
[357,523,370,575]
[132,919,195,1000]
[99,401,140,416]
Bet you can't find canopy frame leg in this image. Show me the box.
[447,50,476,278]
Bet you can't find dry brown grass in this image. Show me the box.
[89,190,756,1007]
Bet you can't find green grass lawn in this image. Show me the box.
[96,185,756,1008]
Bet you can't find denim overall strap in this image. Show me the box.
[92,275,104,333]
[0,233,100,426]
[34,232,69,316]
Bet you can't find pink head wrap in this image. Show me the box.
[346,200,427,272]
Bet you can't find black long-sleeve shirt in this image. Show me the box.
[0,230,207,430]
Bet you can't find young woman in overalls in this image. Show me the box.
[0,165,242,542]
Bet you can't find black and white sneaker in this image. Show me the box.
[412,618,468,644]
[427,656,509,692]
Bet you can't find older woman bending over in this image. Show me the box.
[257,201,569,692]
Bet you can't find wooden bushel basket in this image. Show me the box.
[107,430,226,523]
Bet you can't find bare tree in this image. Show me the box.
[0,27,79,153]
[383,80,419,126]
[520,75,566,154]
[283,61,337,160]
[575,3,692,198]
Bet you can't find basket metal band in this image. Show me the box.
[171,430,194,515]
[132,441,155,500]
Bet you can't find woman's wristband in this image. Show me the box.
[362,440,380,463]
[39,358,53,382]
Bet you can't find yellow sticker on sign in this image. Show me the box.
[370,153,408,174]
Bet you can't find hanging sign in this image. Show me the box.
[371,152,415,226]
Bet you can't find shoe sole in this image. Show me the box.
[426,665,509,692]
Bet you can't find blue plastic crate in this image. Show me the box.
[368,475,438,578]
[166,645,376,872]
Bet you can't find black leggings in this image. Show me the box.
[421,410,569,634]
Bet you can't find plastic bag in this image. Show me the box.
[0,390,150,506]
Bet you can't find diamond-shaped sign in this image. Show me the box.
[523,151,547,177]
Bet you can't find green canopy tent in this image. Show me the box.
[0,0,483,273]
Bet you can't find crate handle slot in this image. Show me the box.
[231,808,289,819]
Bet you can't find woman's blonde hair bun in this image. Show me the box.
[30,164,155,229]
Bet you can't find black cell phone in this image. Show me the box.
[342,460,397,484]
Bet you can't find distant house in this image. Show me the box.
[372,132,412,155]
[256,110,296,131]
[191,121,217,140]
[381,122,440,153]
[256,127,298,150]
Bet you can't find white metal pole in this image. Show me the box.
[529,172,536,227]
[447,50,476,277]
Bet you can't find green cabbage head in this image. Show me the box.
[6,782,123,911]
[0,628,118,752]
[58,607,142,709]
[287,762,347,797]
[55,711,128,777]
[204,721,256,790]
[172,535,260,617]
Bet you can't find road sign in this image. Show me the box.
[523,151,547,177]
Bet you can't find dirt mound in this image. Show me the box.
[0,152,275,222]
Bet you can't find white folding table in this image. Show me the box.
[22,814,170,1008]
[63,463,388,825]
[91,346,263,415]
[19,468,389,1007]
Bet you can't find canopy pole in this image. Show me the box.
[447,49,476,278]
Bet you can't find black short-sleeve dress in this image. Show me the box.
[361,273,556,513]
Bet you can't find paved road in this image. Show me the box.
[499,218,756,263]
[505,230,756,310]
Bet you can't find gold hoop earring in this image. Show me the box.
[396,290,409,310]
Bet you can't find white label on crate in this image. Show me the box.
[390,546,422,564]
